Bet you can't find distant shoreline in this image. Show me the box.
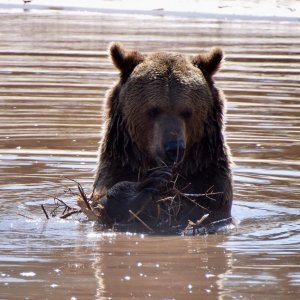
[0,2,299,22]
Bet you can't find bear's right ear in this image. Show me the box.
[109,42,144,82]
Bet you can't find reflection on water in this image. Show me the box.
[0,9,299,299]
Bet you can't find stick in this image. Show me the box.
[181,191,222,198]
[195,213,210,225]
[60,209,82,219]
[129,210,154,233]
[90,185,97,202]
[157,196,175,202]
[41,204,49,219]
[61,206,68,215]
[180,193,210,212]
[17,213,34,220]
[77,183,92,210]
[65,177,92,210]
[54,197,72,209]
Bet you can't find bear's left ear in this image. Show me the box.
[109,42,144,82]
[191,47,223,78]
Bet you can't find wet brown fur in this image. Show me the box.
[93,42,232,223]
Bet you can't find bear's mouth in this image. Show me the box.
[164,140,185,165]
[155,140,186,167]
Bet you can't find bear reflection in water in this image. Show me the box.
[81,43,233,233]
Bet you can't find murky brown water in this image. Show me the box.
[0,9,300,300]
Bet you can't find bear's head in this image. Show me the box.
[102,43,226,174]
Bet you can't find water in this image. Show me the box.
[0,8,300,300]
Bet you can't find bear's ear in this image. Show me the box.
[191,47,223,78]
[109,42,144,81]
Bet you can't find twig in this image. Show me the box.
[78,184,91,210]
[195,213,210,225]
[203,185,219,201]
[90,185,97,203]
[129,210,154,232]
[179,192,210,212]
[61,206,68,215]
[17,213,34,220]
[157,196,175,202]
[65,177,92,210]
[172,173,179,189]
[41,204,49,219]
[184,214,210,235]
[54,197,72,209]
[60,209,82,219]
[181,191,222,199]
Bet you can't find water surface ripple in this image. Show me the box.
[0,11,299,299]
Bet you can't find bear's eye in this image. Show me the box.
[148,107,161,119]
[181,109,192,120]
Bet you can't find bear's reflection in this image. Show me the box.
[91,233,233,299]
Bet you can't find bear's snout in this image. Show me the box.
[164,140,186,164]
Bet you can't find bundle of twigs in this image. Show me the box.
[40,181,83,220]
[39,171,224,235]
[41,198,82,220]
[75,170,222,234]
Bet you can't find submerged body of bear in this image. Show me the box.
[85,43,233,233]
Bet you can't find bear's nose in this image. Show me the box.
[164,141,186,164]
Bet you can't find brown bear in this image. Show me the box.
[87,42,233,233]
